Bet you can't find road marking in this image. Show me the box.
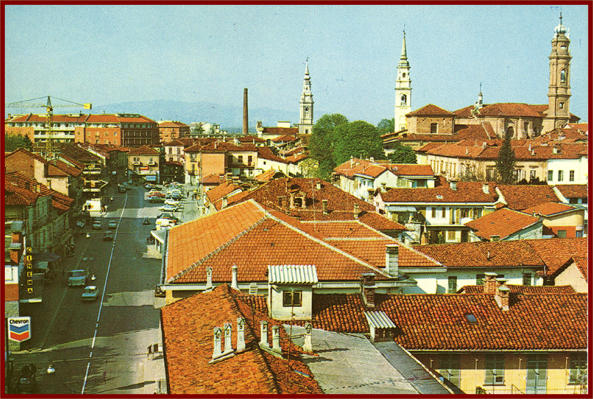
[82,192,128,394]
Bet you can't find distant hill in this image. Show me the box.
[90,100,299,130]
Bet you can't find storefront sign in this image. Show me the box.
[24,247,33,295]
[8,317,31,342]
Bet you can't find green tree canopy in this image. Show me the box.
[496,130,516,183]
[377,118,395,135]
[386,142,417,164]
[333,120,384,166]
[309,113,348,179]
[5,134,33,152]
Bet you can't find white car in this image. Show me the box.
[164,199,180,206]
[160,204,178,212]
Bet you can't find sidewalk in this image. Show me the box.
[142,322,167,394]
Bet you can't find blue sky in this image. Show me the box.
[4,4,589,125]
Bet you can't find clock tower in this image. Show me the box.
[394,30,412,132]
[299,62,314,134]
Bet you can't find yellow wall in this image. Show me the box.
[413,352,587,394]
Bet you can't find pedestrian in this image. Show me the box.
[103,370,107,383]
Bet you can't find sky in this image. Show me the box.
[4,4,590,126]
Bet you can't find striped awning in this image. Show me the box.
[365,311,396,329]
[268,265,318,285]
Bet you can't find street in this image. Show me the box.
[8,183,194,394]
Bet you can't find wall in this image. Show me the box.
[407,116,454,134]
[554,263,587,293]
[542,210,585,238]
[267,285,313,320]
[547,157,589,185]
[202,153,226,178]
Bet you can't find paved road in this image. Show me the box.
[11,185,166,394]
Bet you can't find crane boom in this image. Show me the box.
[5,96,92,158]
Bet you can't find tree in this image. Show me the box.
[298,158,319,178]
[496,130,516,183]
[377,118,395,135]
[5,134,33,152]
[309,114,348,180]
[386,142,417,164]
[333,120,384,166]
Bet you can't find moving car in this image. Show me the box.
[103,231,114,241]
[160,204,178,212]
[164,198,180,206]
[67,269,88,287]
[81,286,99,301]
[118,184,127,193]
[108,221,118,229]
[92,220,102,230]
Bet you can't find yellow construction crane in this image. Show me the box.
[6,96,92,158]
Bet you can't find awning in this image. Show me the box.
[388,206,417,212]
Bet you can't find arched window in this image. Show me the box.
[560,69,566,83]
[506,126,514,138]
[401,94,407,105]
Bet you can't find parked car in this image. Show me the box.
[148,196,166,203]
[92,220,102,230]
[103,231,114,241]
[81,286,99,301]
[144,183,154,190]
[67,269,88,287]
[164,198,180,206]
[118,184,127,193]
[160,204,178,212]
[108,221,118,229]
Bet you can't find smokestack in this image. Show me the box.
[360,273,376,309]
[483,272,498,294]
[243,88,249,135]
[385,245,399,276]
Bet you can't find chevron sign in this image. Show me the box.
[8,317,31,342]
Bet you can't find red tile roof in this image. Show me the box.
[50,159,82,177]
[201,174,224,185]
[5,172,73,212]
[380,179,498,203]
[554,184,588,199]
[158,121,188,128]
[161,285,322,394]
[127,145,159,155]
[458,284,576,294]
[261,127,298,136]
[272,135,298,143]
[334,158,389,178]
[525,237,588,275]
[205,181,242,208]
[237,135,266,143]
[390,164,434,177]
[454,103,546,118]
[257,147,286,163]
[238,291,587,350]
[406,104,455,116]
[497,184,561,210]
[522,201,578,216]
[464,208,540,240]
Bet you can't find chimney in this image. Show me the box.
[206,267,213,290]
[494,285,510,311]
[360,273,376,309]
[221,197,228,209]
[243,88,249,135]
[483,272,498,294]
[322,199,329,215]
[289,192,295,209]
[490,235,500,242]
[450,180,457,191]
[370,156,374,163]
[303,323,313,353]
[231,265,238,290]
[212,327,223,359]
[236,318,246,352]
[353,204,360,219]
[271,325,281,353]
[350,156,354,168]
[260,321,269,348]
[385,245,399,276]
[315,181,321,190]
[528,143,532,151]
[552,146,559,154]
[223,322,233,354]
[482,183,489,194]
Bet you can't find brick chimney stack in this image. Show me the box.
[259,321,269,348]
[231,265,238,290]
[243,88,249,135]
[206,267,213,290]
[495,285,510,311]
[385,245,399,276]
[354,203,360,219]
[360,273,376,309]
[322,199,329,215]
[271,325,281,353]
[483,272,498,294]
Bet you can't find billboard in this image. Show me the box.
[8,317,31,342]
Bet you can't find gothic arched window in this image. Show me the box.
[401,94,407,105]
[560,69,566,83]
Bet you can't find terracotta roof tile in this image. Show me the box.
[201,174,224,185]
[380,180,498,203]
[497,184,561,210]
[127,145,159,155]
[158,121,188,128]
[522,201,578,216]
[239,291,587,350]
[465,208,540,240]
[554,184,588,199]
[390,164,434,176]
[454,103,546,118]
[205,181,242,207]
[459,284,575,294]
[406,104,455,116]
[261,127,298,136]
[525,237,588,275]
[162,285,322,394]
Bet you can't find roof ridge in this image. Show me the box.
[262,207,393,278]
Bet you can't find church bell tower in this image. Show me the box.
[298,61,314,135]
[544,13,572,131]
[394,30,412,132]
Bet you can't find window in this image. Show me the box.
[442,207,446,218]
[447,230,456,241]
[430,123,438,133]
[569,170,575,182]
[448,276,457,293]
[460,208,470,218]
[559,102,564,109]
[282,290,302,307]
[569,354,587,385]
[248,155,253,165]
[557,230,567,238]
[485,354,505,385]
[439,354,460,386]
[560,69,566,83]
[548,170,554,181]
[238,155,243,164]
[530,169,537,181]
[523,273,532,286]
[576,230,583,238]
[401,94,407,105]
[474,208,482,218]
[558,170,564,182]
[476,273,485,285]
[431,207,436,218]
